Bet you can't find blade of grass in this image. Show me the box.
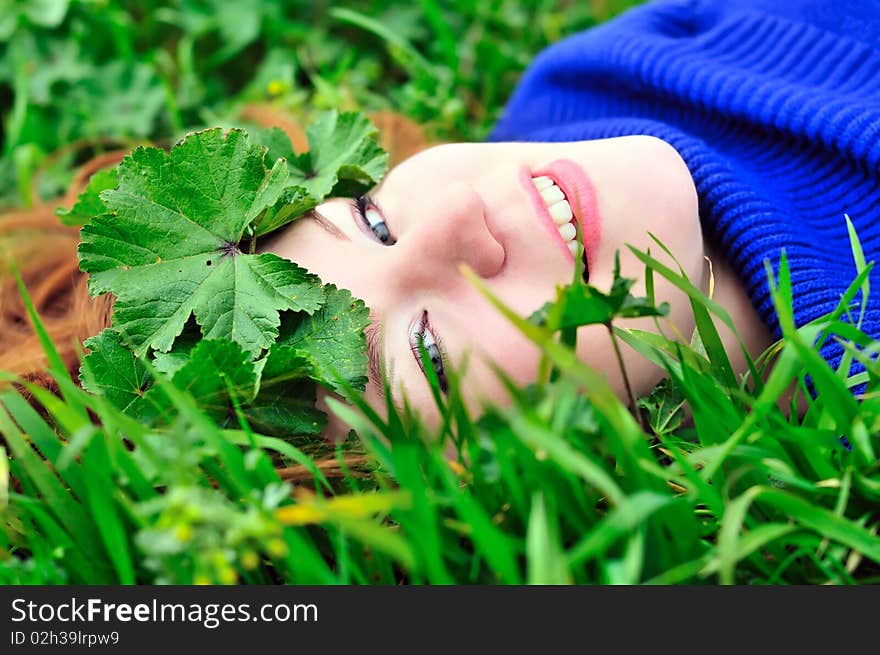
[387,445,454,584]
[844,214,869,331]
[9,493,107,584]
[526,492,569,584]
[506,409,625,505]
[440,462,522,584]
[329,7,434,75]
[628,242,739,391]
[11,266,88,421]
[418,0,459,71]
[0,390,90,504]
[566,492,674,568]
[81,434,136,583]
[0,400,108,571]
[701,522,796,578]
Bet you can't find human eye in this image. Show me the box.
[351,194,397,245]
[409,310,449,395]
[349,196,447,393]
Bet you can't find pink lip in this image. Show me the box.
[518,159,601,273]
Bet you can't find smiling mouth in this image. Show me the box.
[530,174,590,282]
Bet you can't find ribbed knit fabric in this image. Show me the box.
[489,0,880,389]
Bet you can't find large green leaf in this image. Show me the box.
[283,111,388,199]
[162,339,259,416]
[56,167,117,226]
[274,284,372,393]
[244,377,328,437]
[79,328,151,413]
[138,339,260,425]
[78,128,325,355]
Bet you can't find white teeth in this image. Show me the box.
[532,175,554,190]
[539,184,565,205]
[557,221,576,242]
[548,199,573,224]
[532,175,579,254]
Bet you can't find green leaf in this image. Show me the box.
[287,110,388,199]
[526,299,553,327]
[16,34,90,105]
[150,327,201,377]
[78,127,325,355]
[245,131,319,236]
[552,283,617,327]
[0,0,70,41]
[66,61,165,140]
[208,0,265,59]
[535,252,669,332]
[254,126,297,165]
[244,377,328,437]
[637,378,685,437]
[275,284,371,393]
[253,185,317,238]
[176,0,280,64]
[79,328,151,413]
[259,344,316,386]
[246,346,330,437]
[246,157,294,224]
[56,167,118,226]
[141,339,259,423]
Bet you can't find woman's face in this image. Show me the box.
[262,135,704,438]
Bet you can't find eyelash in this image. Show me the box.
[352,195,448,394]
[352,194,397,245]
[410,310,449,395]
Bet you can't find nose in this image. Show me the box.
[386,181,505,291]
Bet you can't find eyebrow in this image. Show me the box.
[364,310,390,402]
[365,310,407,416]
[310,208,350,241]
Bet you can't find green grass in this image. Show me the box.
[2,228,879,584]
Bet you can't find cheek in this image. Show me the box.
[629,140,705,341]
[594,136,703,289]
[642,139,702,275]
[475,325,545,383]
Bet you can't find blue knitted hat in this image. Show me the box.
[488,0,880,387]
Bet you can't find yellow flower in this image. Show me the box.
[218,566,238,585]
[175,523,193,542]
[266,538,288,558]
[240,549,260,570]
